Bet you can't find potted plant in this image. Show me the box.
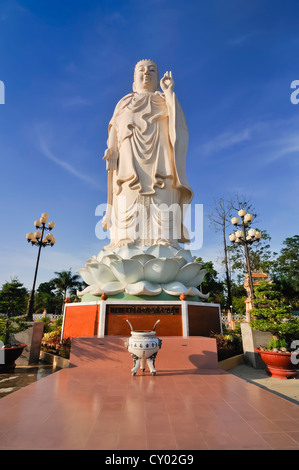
[250,280,299,379]
[0,284,29,372]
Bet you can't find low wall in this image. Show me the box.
[15,321,44,365]
[218,354,244,371]
[39,351,70,369]
[241,322,272,369]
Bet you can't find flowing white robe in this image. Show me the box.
[105,90,193,248]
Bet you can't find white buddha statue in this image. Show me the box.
[77,61,209,299]
[102,59,193,249]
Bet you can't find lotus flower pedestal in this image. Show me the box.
[61,244,222,341]
[76,244,210,300]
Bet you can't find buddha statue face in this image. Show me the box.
[133,60,159,93]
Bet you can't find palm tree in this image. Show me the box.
[51,270,81,309]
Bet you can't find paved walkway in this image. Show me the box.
[230,364,299,405]
[0,336,298,450]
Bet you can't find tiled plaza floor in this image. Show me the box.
[0,336,298,450]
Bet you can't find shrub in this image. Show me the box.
[40,317,71,359]
[250,280,299,350]
[211,329,243,361]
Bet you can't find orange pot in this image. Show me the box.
[255,348,299,379]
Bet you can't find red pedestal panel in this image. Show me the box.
[63,304,99,340]
[188,304,222,336]
[62,302,221,341]
[105,304,182,336]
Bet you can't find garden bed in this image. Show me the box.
[39,351,70,369]
[211,329,244,362]
[218,354,244,371]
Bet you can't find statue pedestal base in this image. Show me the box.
[61,299,222,341]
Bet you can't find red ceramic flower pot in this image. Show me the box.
[0,343,27,372]
[255,348,299,379]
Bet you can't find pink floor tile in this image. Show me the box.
[0,336,298,450]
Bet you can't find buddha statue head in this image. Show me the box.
[133,59,159,93]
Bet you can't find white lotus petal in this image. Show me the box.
[101,254,122,266]
[88,262,117,284]
[144,258,180,283]
[110,259,144,284]
[173,256,188,268]
[175,262,203,286]
[90,286,104,296]
[77,268,98,286]
[125,281,162,296]
[145,244,175,258]
[184,286,202,296]
[162,281,187,295]
[100,281,126,295]
[96,250,114,262]
[174,248,194,263]
[166,244,179,254]
[192,269,208,288]
[131,254,155,265]
[76,285,93,297]
[197,291,210,299]
[114,244,143,259]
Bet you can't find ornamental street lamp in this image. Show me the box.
[26,213,56,320]
[229,210,262,320]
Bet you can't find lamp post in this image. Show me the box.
[229,210,262,321]
[26,213,56,320]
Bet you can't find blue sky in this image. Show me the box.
[0,0,298,289]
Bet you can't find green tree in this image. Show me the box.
[0,279,29,345]
[0,279,29,317]
[196,258,224,304]
[51,270,82,312]
[35,280,63,314]
[270,235,299,308]
[230,281,247,314]
[250,279,299,348]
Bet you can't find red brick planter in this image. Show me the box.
[255,348,299,379]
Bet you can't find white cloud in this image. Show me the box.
[257,134,299,165]
[38,134,102,190]
[201,128,251,156]
[199,117,299,167]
